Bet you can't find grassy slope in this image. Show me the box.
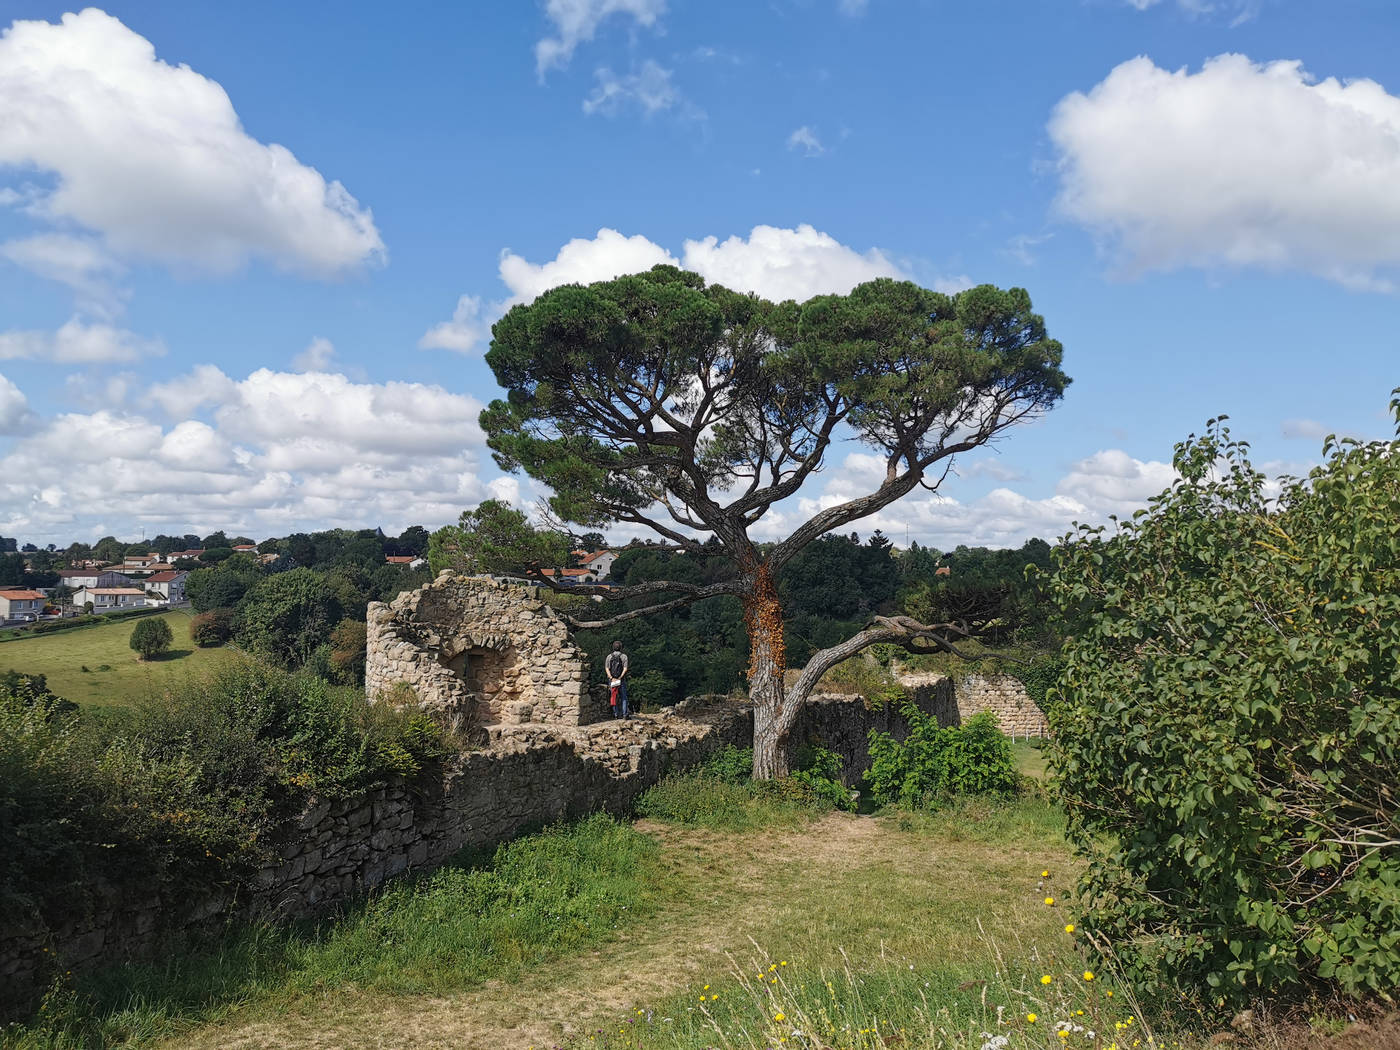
[124,799,1077,1050]
[0,609,238,709]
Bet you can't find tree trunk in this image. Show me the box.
[744,565,795,779]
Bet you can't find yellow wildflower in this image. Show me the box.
[1083,970,1095,981]
[1041,975,1053,985]
[1065,924,1075,933]
[1045,897,1055,905]
[774,1011,786,1022]
[1027,1013,1038,1023]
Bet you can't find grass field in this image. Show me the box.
[0,608,239,709]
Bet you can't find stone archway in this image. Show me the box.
[366,574,603,729]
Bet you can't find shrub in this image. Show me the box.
[0,661,450,1014]
[701,744,755,783]
[867,709,1019,807]
[129,616,174,659]
[1046,410,1400,1012]
[790,744,857,812]
[190,607,234,647]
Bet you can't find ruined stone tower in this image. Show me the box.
[365,573,606,731]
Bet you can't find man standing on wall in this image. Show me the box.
[607,640,630,719]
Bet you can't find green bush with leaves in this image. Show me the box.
[867,709,1019,806]
[1046,408,1400,1012]
[0,661,448,1013]
[190,607,234,647]
[129,616,174,659]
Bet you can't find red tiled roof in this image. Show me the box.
[84,588,147,595]
[541,568,594,578]
[0,589,45,600]
[146,570,185,583]
[385,555,418,564]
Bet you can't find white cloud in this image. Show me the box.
[499,229,679,306]
[0,233,126,317]
[0,9,384,278]
[0,318,164,364]
[1049,54,1400,290]
[758,447,1179,549]
[536,0,666,76]
[0,372,34,434]
[423,224,913,353]
[681,224,906,302]
[0,366,497,545]
[419,295,490,354]
[1122,0,1261,23]
[293,336,336,372]
[583,60,681,117]
[787,126,825,156]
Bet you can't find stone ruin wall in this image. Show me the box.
[365,573,607,731]
[901,671,1049,738]
[2,692,942,1005]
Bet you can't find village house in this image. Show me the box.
[385,555,428,570]
[0,589,47,622]
[540,567,599,585]
[73,587,148,612]
[57,568,135,591]
[233,544,258,554]
[144,570,189,603]
[571,549,616,578]
[122,552,161,569]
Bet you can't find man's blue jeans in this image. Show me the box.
[612,680,629,718]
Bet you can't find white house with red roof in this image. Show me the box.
[576,549,616,578]
[0,589,47,621]
[144,570,189,603]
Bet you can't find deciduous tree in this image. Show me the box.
[478,266,1068,776]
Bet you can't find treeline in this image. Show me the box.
[180,527,432,685]
[570,532,1055,709]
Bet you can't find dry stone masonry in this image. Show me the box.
[365,572,606,731]
[899,671,1049,738]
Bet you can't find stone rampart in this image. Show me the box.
[901,671,1049,738]
[1,689,941,1005]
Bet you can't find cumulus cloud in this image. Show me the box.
[0,366,497,545]
[292,336,336,372]
[0,318,164,364]
[535,0,666,76]
[682,225,906,302]
[786,125,825,156]
[753,447,1179,549]
[422,224,911,354]
[0,372,34,434]
[0,9,384,278]
[583,60,682,117]
[1048,54,1400,290]
[418,295,490,354]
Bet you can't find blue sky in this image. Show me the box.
[0,0,1397,548]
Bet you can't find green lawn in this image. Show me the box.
[0,608,240,709]
[1012,738,1050,781]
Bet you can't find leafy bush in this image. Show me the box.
[1046,410,1400,1012]
[790,745,857,812]
[190,608,234,647]
[701,744,755,783]
[867,709,1019,807]
[0,661,449,1014]
[129,617,173,659]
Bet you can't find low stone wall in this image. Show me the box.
[901,672,1049,738]
[2,690,939,1006]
